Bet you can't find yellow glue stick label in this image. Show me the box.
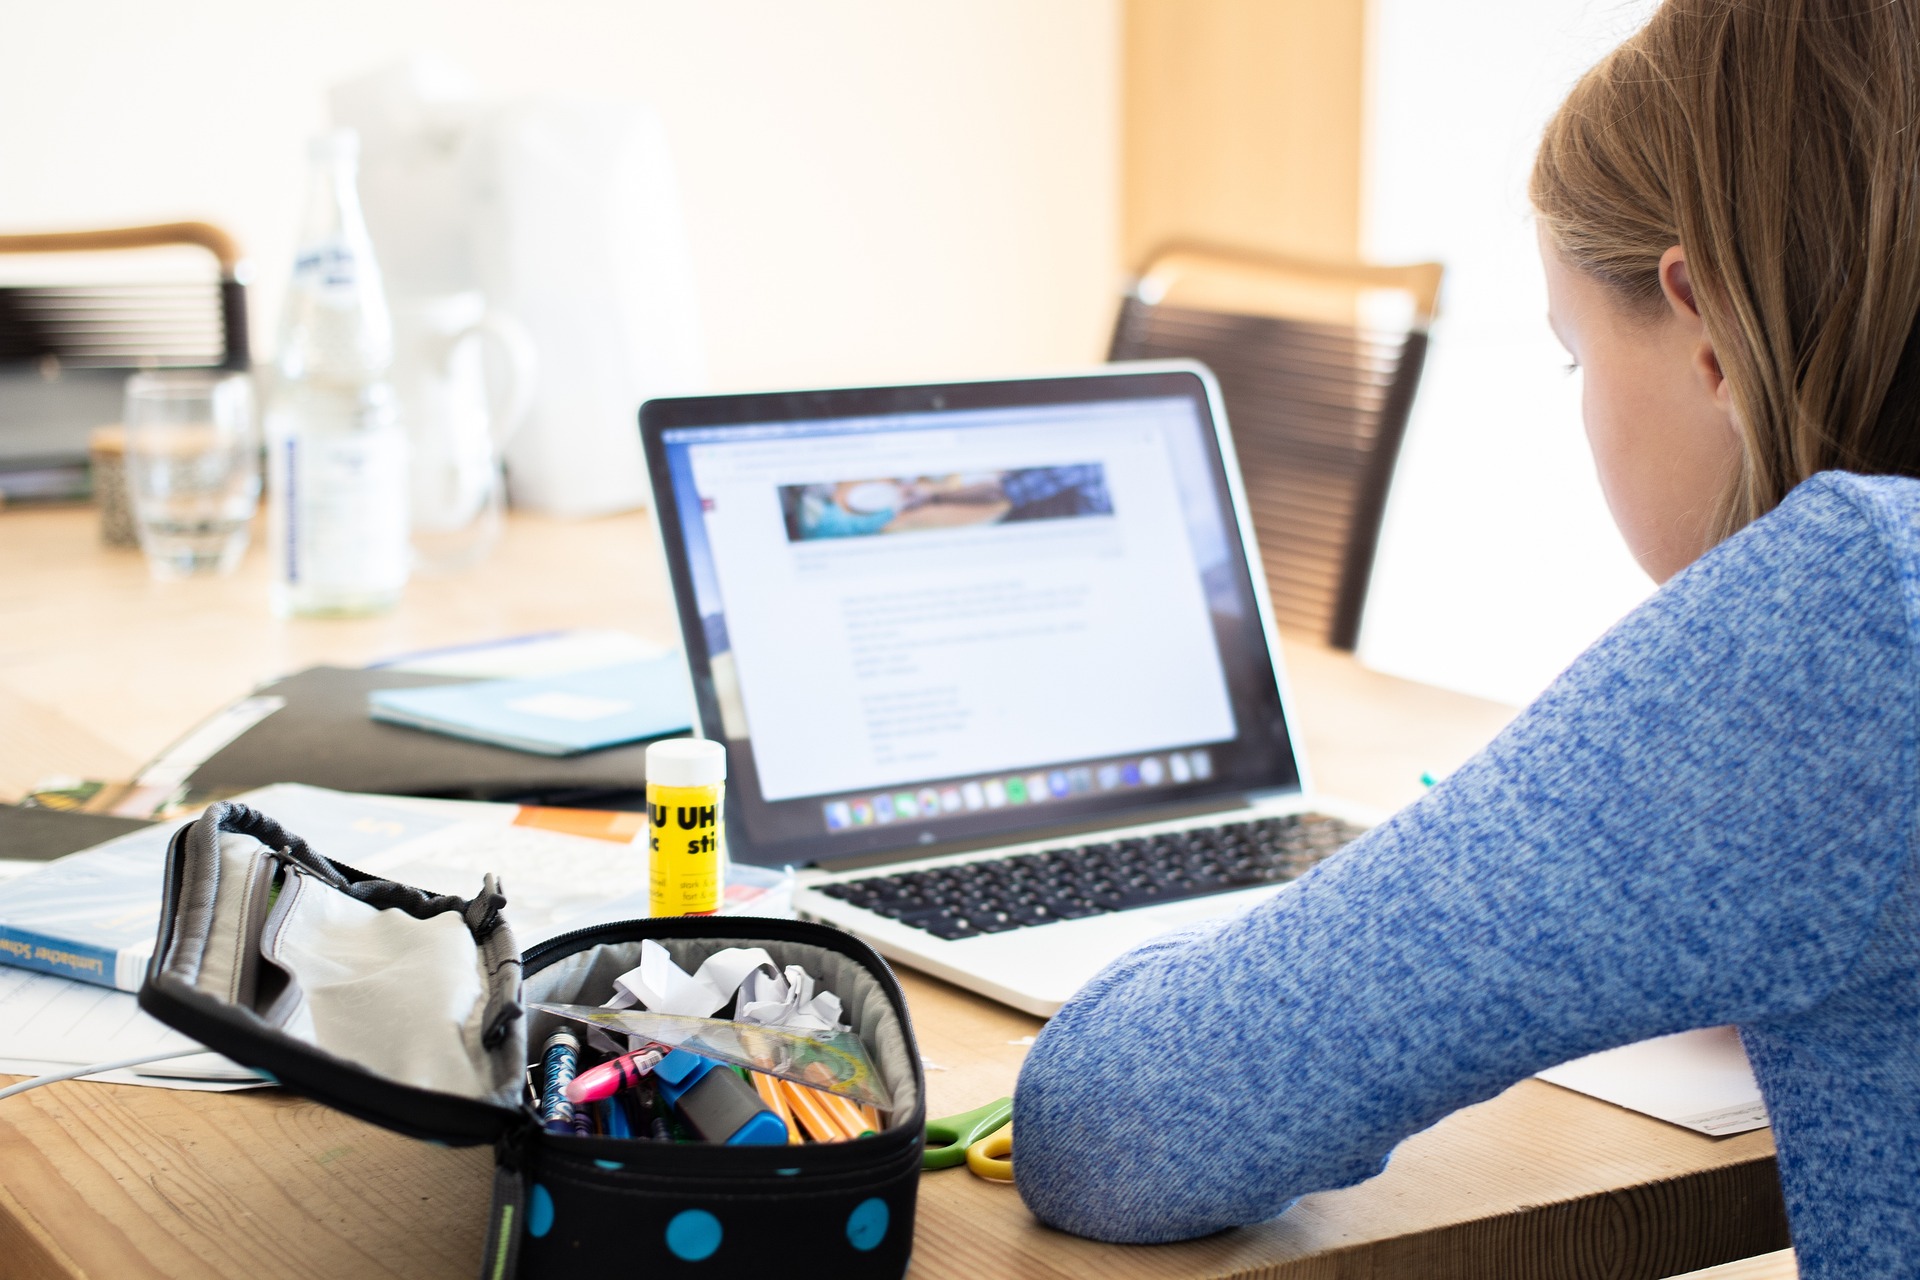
[649,782,724,916]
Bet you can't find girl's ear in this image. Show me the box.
[1659,245,1736,415]
[1660,245,1701,318]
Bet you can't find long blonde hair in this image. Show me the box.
[1532,0,1920,541]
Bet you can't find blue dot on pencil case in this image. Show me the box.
[665,1209,722,1261]
[526,1184,554,1239]
[594,1159,623,1171]
[846,1198,889,1252]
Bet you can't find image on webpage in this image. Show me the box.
[777,465,1113,541]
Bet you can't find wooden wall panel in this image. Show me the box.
[1123,0,1368,271]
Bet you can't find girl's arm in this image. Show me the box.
[1013,474,1920,1244]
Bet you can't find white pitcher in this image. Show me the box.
[391,291,537,574]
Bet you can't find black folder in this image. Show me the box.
[180,666,654,805]
[0,804,155,862]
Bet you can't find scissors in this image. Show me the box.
[923,1096,1015,1181]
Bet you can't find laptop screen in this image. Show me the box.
[641,367,1303,868]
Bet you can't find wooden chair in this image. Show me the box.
[0,222,250,501]
[1109,243,1441,650]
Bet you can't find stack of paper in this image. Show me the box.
[0,968,260,1091]
[0,783,791,1093]
[0,783,790,994]
[1536,1025,1768,1136]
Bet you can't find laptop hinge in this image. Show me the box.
[1242,784,1308,806]
[808,793,1261,874]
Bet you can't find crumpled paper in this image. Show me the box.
[603,939,847,1031]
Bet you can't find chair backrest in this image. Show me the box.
[0,222,251,499]
[1109,244,1441,650]
[0,221,250,373]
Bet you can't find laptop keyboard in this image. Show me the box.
[816,812,1365,941]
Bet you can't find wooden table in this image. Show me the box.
[0,506,1791,1279]
[1675,1252,1797,1280]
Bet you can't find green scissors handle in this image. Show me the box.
[922,1096,1014,1170]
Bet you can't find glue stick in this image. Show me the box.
[647,737,726,916]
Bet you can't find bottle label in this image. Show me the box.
[292,241,359,290]
[648,782,725,916]
[272,427,408,593]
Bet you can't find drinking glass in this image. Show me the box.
[122,371,260,578]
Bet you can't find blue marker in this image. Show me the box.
[539,1030,583,1134]
[653,1050,789,1145]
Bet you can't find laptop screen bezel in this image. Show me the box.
[639,362,1309,869]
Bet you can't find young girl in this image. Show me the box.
[1013,3,1920,1275]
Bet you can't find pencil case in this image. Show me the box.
[137,802,925,1279]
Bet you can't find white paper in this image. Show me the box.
[353,819,651,947]
[0,967,259,1089]
[1537,1026,1768,1136]
[737,963,845,1032]
[606,939,776,1017]
[603,939,849,1033]
[135,695,287,790]
[0,1059,260,1092]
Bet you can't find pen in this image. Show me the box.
[539,1030,584,1135]
[631,1077,676,1141]
[596,1097,632,1139]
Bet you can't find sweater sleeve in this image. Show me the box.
[1012,473,1920,1243]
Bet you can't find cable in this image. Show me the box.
[0,1049,209,1102]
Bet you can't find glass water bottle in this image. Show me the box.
[265,129,409,617]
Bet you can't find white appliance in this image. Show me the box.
[333,57,705,519]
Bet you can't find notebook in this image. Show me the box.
[639,362,1375,1016]
[368,657,694,756]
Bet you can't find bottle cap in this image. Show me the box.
[646,737,726,787]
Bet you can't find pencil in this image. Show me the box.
[779,1077,859,1142]
[794,1060,875,1135]
[815,1087,876,1139]
[751,1070,803,1144]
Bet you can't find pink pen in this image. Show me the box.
[564,1047,667,1105]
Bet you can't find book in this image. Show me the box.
[0,783,789,993]
[368,657,693,756]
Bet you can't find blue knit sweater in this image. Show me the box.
[1014,472,1920,1277]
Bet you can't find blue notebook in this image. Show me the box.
[367,657,694,756]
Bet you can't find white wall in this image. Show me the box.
[1360,0,1661,707]
[0,1,1120,392]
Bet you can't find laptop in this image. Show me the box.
[639,361,1373,1016]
